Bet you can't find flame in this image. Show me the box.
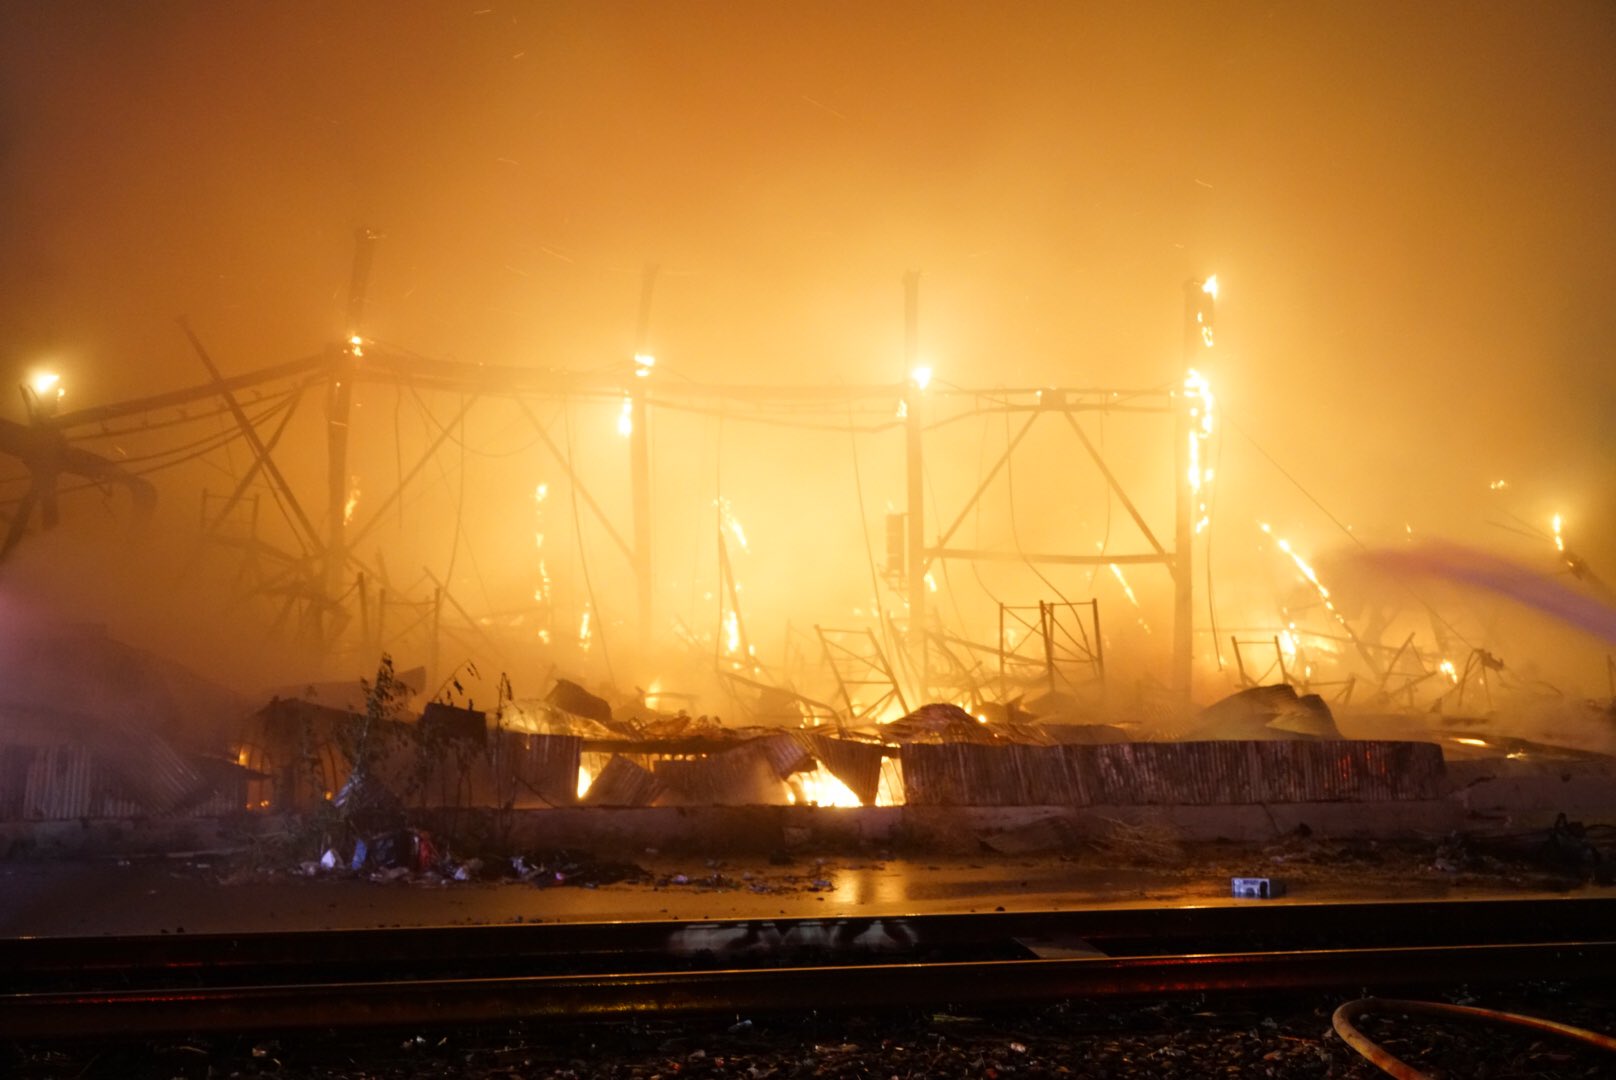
[790,766,862,807]
[1184,370,1215,533]
[616,397,634,437]
[924,571,938,593]
[1278,629,1298,658]
[576,762,596,799]
[633,352,655,377]
[1489,479,1508,491]
[1552,513,1565,553]
[722,610,741,655]
[347,335,364,358]
[343,478,361,526]
[1202,275,1219,301]
[910,365,932,390]
[578,608,593,653]
[1439,658,1459,684]
[30,372,61,397]
[1453,736,1488,748]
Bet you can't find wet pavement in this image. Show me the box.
[0,853,1603,938]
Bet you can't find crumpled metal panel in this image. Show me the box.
[805,734,886,806]
[580,755,664,807]
[902,740,1445,806]
[654,746,790,806]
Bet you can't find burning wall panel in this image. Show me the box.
[654,746,789,806]
[805,734,885,806]
[580,754,664,807]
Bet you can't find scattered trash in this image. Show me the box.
[318,848,338,871]
[1231,876,1285,899]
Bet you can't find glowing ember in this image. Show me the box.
[790,765,861,807]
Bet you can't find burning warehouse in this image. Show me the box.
[0,3,1606,861]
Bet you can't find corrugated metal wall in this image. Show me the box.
[900,739,1445,806]
[0,743,246,820]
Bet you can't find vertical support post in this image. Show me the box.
[1172,380,1194,699]
[325,228,378,655]
[902,270,927,703]
[631,263,660,657]
[1172,277,1208,700]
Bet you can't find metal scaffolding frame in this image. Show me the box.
[0,238,1204,702]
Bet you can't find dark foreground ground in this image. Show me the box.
[7,985,1615,1078]
[6,829,1616,1077]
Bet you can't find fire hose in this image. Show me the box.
[1332,996,1616,1080]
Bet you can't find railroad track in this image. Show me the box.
[4,897,1614,1037]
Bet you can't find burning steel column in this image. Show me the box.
[903,270,927,699]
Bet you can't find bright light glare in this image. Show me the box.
[1202,274,1219,300]
[634,353,655,377]
[616,397,634,437]
[30,372,61,397]
[910,365,932,390]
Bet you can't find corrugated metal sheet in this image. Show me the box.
[654,747,789,806]
[488,731,582,808]
[751,732,814,779]
[581,755,664,807]
[0,741,247,821]
[901,740,1445,806]
[805,735,886,806]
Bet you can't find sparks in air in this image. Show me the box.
[716,497,749,552]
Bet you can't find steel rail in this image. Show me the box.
[2,941,1612,1039]
[6,896,1615,984]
